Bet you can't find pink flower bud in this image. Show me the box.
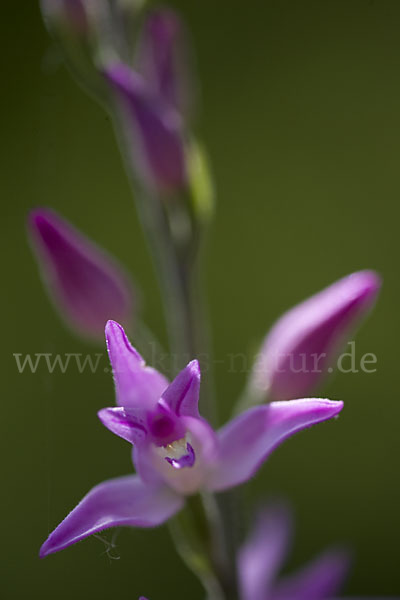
[28,208,134,340]
[251,271,381,401]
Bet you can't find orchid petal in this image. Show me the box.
[161,360,201,417]
[207,399,343,491]
[271,550,349,600]
[182,415,219,471]
[98,406,148,444]
[40,475,184,558]
[104,63,186,192]
[238,505,292,600]
[28,209,133,341]
[105,320,168,408]
[251,271,381,401]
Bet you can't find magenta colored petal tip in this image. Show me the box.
[105,319,142,362]
[161,359,201,418]
[39,475,184,557]
[105,320,169,409]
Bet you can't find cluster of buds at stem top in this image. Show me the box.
[41,2,214,220]
[28,208,134,341]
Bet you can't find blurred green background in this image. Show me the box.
[2,0,400,597]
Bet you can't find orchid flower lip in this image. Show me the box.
[160,437,195,469]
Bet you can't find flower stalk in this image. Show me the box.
[169,494,229,600]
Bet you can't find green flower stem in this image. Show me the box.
[169,494,239,600]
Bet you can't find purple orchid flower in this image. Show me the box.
[250,271,381,402]
[238,505,348,600]
[28,208,133,340]
[238,504,396,600]
[136,9,192,118]
[40,320,343,557]
[104,63,187,193]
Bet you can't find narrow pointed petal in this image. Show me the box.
[105,320,168,408]
[40,475,184,557]
[28,209,133,340]
[98,406,148,444]
[251,271,381,401]
[207,399,343,491]
[104,63,186,192]
[137,9,193,116]
[161,360,200,417]
[271,550,349,600]
[238,505,292,600]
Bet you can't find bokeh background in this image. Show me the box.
[2,0,400,597]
